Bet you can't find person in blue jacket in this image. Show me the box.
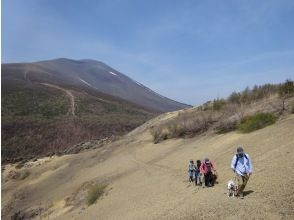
[231,146,253,199]
[188,160,195,182]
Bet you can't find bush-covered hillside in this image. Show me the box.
[150,80,294,144]
[2,79,155,163]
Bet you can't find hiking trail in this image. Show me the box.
[40,83,76,116]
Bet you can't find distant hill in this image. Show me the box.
[2,58,190,112]
[0,58,181,163]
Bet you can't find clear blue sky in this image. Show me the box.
[2,0,294,105]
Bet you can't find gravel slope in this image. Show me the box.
[2,115,294,220]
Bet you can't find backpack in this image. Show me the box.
[189,163,195,171]
[234,154,248,169]
[205,162,212,172]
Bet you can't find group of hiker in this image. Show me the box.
[188,158,217,188]
[188,146,253,199]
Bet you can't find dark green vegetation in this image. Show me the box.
[237,113,277,133]
[87,183,107,206]
[279,79,294,111]
[2,80,70,118]
[2,78,155,163]
[151,80,294,144]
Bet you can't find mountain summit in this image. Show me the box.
[2,58,190,112]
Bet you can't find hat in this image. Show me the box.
[237,146,244,153]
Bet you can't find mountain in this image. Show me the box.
[2,58,190,112]
[1,58,190,163]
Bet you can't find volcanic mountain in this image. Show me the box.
[1,58,189,163]
[2,58,190,112]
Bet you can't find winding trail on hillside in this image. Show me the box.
[40,83,76,116]
[23,66,32,84]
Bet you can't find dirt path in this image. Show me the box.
[40,83,76,116]
[23,65,32,83]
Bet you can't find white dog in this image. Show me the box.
[227,179,237,197]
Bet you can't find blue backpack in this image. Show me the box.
[234,154,248,169]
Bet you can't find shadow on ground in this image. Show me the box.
[244,190,254,197]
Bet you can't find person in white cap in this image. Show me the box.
[231,146,253,199]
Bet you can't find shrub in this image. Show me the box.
[19,170,30,180]
[9,169,30,180]
[279,79,294,111]
[201,101,213,111]
[167,123,185,138]
[228,92,241,104]
[86,184,107,206]
[15,163,25,169]
[237,113,277,133]
[212,98,226,111]
[215,120,237,134]
[150,127,163,144]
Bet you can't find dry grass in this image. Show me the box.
[150,110,219,143]
[150,94,294,143]
[87,183,107,206]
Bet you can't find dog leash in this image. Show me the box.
[233,174,237,183]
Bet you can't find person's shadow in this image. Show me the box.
[243,190,254,197]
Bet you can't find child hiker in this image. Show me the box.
[188,160,195,182]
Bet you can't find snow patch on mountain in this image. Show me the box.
[109,71,117,76]
[79,78,94,88]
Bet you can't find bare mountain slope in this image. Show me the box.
[2,58,190,112]
[2,111,294,219]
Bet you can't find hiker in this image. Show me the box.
[231,146,253,199]
[195,160,201,185]
[200,158,216,187]
[188,160,195,182]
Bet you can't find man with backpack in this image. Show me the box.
[231,146,253,199]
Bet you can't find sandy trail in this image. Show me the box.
[40,83,76,116]
[2,115,294,220]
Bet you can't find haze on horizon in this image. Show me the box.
[2,0,294,105]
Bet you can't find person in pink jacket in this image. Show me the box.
[199,158,217,188]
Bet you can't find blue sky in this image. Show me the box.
[2,0,294,105]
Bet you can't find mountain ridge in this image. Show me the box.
[2,58,191,112]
